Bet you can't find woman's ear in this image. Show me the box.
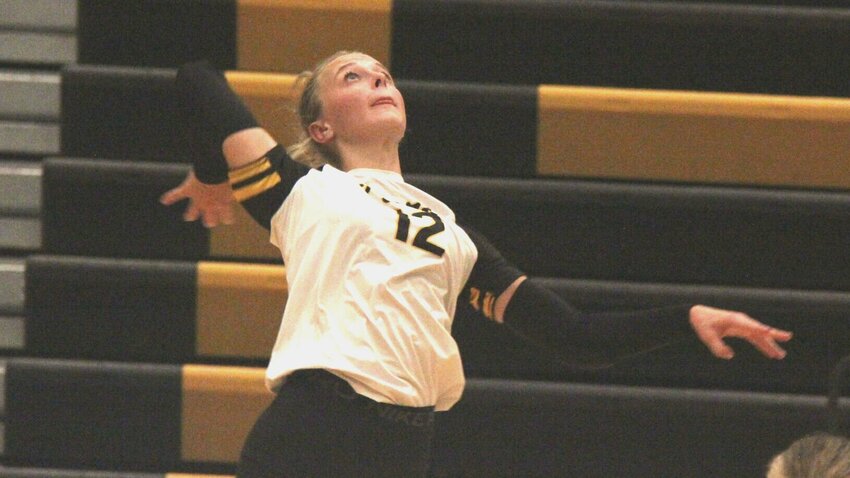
[308,121,334,144]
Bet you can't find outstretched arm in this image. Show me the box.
[461,226,792,368]
[159,61,306,229]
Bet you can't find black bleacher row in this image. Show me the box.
[60,65,537,178]
[43,157,850,292]
[59,63,850,191]
[2,357,847,478]
[391,0,850,95]
[68,0,850,97]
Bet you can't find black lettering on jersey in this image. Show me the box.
[407,210,445,256]
[360,183,446,257]
[395,209,411,242]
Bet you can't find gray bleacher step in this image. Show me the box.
[0,121,59,155]
[0,359,4,455]
[0,318,24,351]
[0,468,167,477]
[0,71,60,121]
[0,259,25,351]
[0,218,40,251]
[0,161,41,215]
[0,359,4,413]
[0,259,24,315]
[0,162,43,251]
[0,0,77,31]
[0,31,76,65]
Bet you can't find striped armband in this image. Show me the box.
[228,146,283,202]
[468,287,499,322]
[462,226,524,324]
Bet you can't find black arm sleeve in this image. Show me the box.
[175,60,258,184]
[460,224,694,368]
[503,278,694,369]
[461,226,525,321]
[228,144,311,230]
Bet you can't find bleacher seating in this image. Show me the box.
[4,1,850,477]
[0,0,76,66]
[60,64,850,186]
[0,258,24,352]
[13,252,850,397]
[391,1,850,95]
[0,69,61,156]
[2,357,847,477]
[41,157,850,291]
[0,162,40,252]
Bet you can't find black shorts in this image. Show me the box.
[237,369,436,478]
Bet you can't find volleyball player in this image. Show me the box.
[160,51,793,477]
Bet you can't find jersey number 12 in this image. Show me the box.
[395,207,446,257]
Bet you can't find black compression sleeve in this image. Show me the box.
[461,226,524,321]
[503,278,695,368]
[176,60,259,184]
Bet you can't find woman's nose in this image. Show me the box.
[374,77,385,88]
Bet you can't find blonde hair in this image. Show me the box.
[767,433,850,478]
[286,50,362,169]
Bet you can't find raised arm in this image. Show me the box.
[461,226,792,368]
[160,61,307,229]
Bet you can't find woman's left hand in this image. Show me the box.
[689,305,793,360]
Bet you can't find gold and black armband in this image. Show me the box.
[229,149,283,203]
[228,144,310,229]
[461,225,525,323]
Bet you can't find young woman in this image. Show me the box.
[161,51,793,478]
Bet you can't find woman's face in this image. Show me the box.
[312,53,406,146]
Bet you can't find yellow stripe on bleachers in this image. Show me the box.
[196,261,288,359]
[236,0,391,74]
[538,85,850,189]
[182,365,273,463]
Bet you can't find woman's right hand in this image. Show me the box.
[159,170,235,228]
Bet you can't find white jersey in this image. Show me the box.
[266,165,478,411]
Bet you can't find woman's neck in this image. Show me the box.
[336,139,402,174]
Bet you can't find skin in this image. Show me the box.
[765,455,783,478]
[160,53,793,361]
[307,54,406,173]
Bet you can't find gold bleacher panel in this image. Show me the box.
[181,365,273,463]
[237,0,392,74]
[537,85,850,189]
[196,261,288,359]
[226,70,301,146]
[208,204,281,260]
